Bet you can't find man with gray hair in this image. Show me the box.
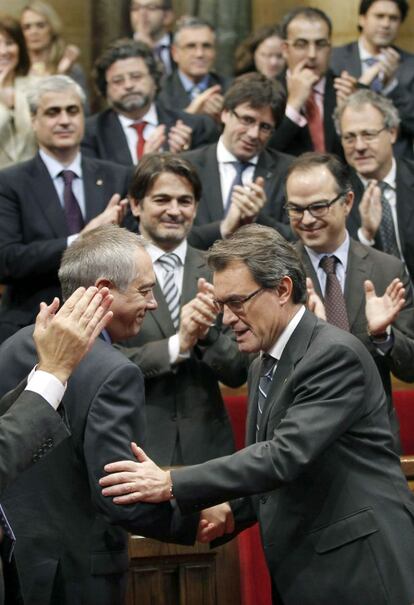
[0,224,201,605]
[101,223,414,605]
[0,74,133,343]
[334,88,414,283]
[157,16,232,121]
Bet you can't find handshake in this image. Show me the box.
[99,442,235,543]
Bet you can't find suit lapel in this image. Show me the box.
[203,145,224,220]
[348,43,363,78]
[296,243,324,298]
[395,160,414,256]
[344,240,370,329]
[29,154,68,237]
[323,71,337,151]
[103,111,133,165]
[81,157,107,222]
[255,150,278,198]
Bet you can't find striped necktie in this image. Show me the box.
[378,181,400,258]
[256,353,276,440]
[159,253,181,329]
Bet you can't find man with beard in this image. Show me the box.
[82,39,218,167]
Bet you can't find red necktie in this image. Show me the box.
[131,121,147,161]
[305,92,325,152]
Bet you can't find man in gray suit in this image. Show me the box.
[101,223,414,605]
[122,153,248,465]
[331,0,414,158]
[284,151,414,451]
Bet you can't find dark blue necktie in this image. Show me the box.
[364,57,383,92]
[256,354,276,440]
[224,161,251,214]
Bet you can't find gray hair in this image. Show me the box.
[207,224,306,304]
[173,15,215,45]
[26,74,86,115]
[334,89,400,134]
[58,225,147,300]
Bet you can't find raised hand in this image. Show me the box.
[365,278,405,336]
[359,180,382,241]
[306,277,326,320]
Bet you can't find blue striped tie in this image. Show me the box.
[159,253,181,329]
[256,353,276,440]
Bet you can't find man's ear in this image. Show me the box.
[129,196,141,218]
[95,278,114,291]
[276,276,294,306]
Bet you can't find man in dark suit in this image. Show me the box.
[0,285,113,605]
[101,223,414,605]
[129,0,175,75]
[0,75,132,344]
[157,16,231,122]
[182,72,293,250]
[334,89,414,284]
[268,7,347,157]
[284,151,414,451]
[0,225,200,605]
[331,0,414,158]
[121,153,248,465]
[82,39,218,167]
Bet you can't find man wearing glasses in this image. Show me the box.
[335,89,414,284]
[285,151,414,452]
[183,72,293,250]
[100,222,414,605]
[269,7,353,157]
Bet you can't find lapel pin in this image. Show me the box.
[96,179,103,186]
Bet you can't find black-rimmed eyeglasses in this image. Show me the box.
[231,109,274,135]
[214,287,264,314]
[284,192,347,219]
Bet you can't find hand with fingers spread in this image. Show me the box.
[82,194,129,233]
[197,503,234,543]
[34,286,113,384]
[365,278,406,336]
[232,176,266,222]
[306,278,326,320]
[178,277,217,353]
[334,70,358,104]
[167,120,193,153]
[100,442,171,504]
[359,180,382,241]
[286,59,320,111]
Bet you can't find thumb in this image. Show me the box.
[131,442,150,463]
[306,277,315,293]
[35,297,60,329]
[107,193,121,208]
[254,176,265,188]
[364,279,376,300]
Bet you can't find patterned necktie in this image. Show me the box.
[158,253,181,329]
[130,121,147,162]
[378,181,400,258]
[305,91,325,152]
[256,353,276,440]
[364,57,383,92]
[224,161,251,214]
[0,503,15,562]
[319,255,350,331]
[60,170,84,235]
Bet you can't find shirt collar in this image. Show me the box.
[358,37,378,60]
[117,103,159,128]
[266,305,306,361]
[155,33,171,49]
[39,148,82,180]
[178,70,210,93]
[305,231,350,272]
[216,136,259,166]
[146,239,188,266]
[357,157,397,190]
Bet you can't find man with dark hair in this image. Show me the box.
[334,89,414,284]
[101,221,414,605]
[331,0,414,158]
[120,152,247,465]
[269,6,353,157]
[284,151,414,451]
[130,0,175,75]
[82,39,218,167]
[182,72,293,250]
[157,16,232,121]
[0,75,132,344]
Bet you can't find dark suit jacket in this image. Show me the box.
[157,70,232,111]
[171,310,414,604]
[0,153,132,342]
[0,329,197,605]
[182,144,293,249]
[81,104,219,166]
[268,69,343,158]
[347,159,414,282]
[119,245,248,465]
[0,382,68,605]
[331,42,414,158]
[296,238,414,450]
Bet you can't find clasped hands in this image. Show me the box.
[99,442,235,543]
[178,278,219,354]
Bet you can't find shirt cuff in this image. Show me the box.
[285,104,307,127]
[358,227,375,246]
[168,334,190,364]
[25,368,66,411]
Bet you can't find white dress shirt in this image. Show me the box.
[216,137,258,210]
[117,104,159,164]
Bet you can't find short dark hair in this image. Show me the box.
[93,38,163,98]
[173,15,215,45]
[0,15,30,76]
[223,72,286,126]
[280,7,332,39]
[286,152,351,195]
[207,224,307,305]
[359,0,409,21]
[129,152,202,202]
